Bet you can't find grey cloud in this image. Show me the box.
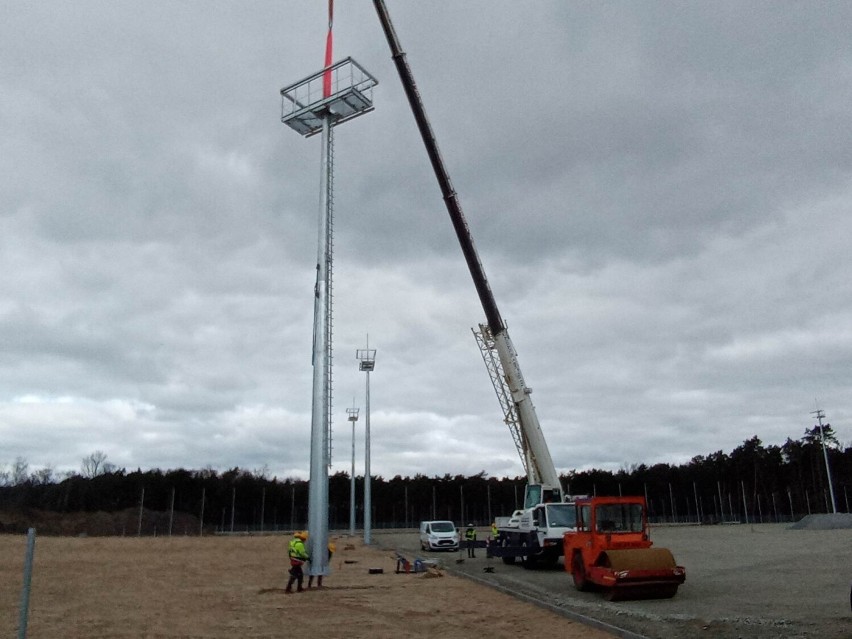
[2,2,851,482]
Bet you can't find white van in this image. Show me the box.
[419,520,459,551]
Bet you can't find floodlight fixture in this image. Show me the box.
[357,348,376,371]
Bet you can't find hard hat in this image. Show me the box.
[295,531,308,540]
[468,523,474,527]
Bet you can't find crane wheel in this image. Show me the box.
[501,537,515,565]
[520,540,537,569]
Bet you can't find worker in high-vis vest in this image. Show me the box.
[485,521,500,559]
[464,523,477,558]
[286,531,310,593]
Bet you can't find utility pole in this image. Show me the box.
[811,408,838,514]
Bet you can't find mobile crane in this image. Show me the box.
[373,1,576,568]
[373,2,686,594]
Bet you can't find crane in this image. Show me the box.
[373,4,688,588]
[372,1,564,508]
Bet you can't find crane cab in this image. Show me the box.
[523,483,565,509]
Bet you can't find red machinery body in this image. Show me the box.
[563,496,685,601]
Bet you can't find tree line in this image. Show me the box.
[1,425,849,532]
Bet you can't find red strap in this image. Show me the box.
[322,0,334,97]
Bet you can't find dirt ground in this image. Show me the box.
[0,533,613,639]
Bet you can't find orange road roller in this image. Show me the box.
[564,496,685,601]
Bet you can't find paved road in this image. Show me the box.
[370,523,852,639]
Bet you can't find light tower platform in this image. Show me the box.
[280,57,378,137]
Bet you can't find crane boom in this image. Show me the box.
[373,0,501,333]
[373,0,563,505]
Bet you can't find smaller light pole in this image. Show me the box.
[347,405,360,535]
[357,342,376,544]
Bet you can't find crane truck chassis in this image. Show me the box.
[488,501,577,568]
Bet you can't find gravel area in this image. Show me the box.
[375,521,852,639]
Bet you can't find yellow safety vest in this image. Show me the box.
[288,539,309,563]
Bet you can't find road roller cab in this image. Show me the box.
[563,496,685,600]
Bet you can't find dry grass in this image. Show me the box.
[1,533,612,639]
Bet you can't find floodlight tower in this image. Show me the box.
[356,342,376,544]
[279,4,377,580]
[347,405,360,535]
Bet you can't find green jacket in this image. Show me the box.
[288,538,309,562]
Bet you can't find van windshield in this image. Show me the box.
[430,522,454,533]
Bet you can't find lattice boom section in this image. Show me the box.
[473,324,528,476]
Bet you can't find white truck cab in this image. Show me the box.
[495,501,578,568]
[419,520,459,551]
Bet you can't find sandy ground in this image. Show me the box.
[0,533,613,639]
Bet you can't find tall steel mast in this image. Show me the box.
[280,2,378,577]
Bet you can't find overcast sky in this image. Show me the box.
[2,2,851,483]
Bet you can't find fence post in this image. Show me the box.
[18,527,36,639]
[137,487,145,536]
[199,487,206,536]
